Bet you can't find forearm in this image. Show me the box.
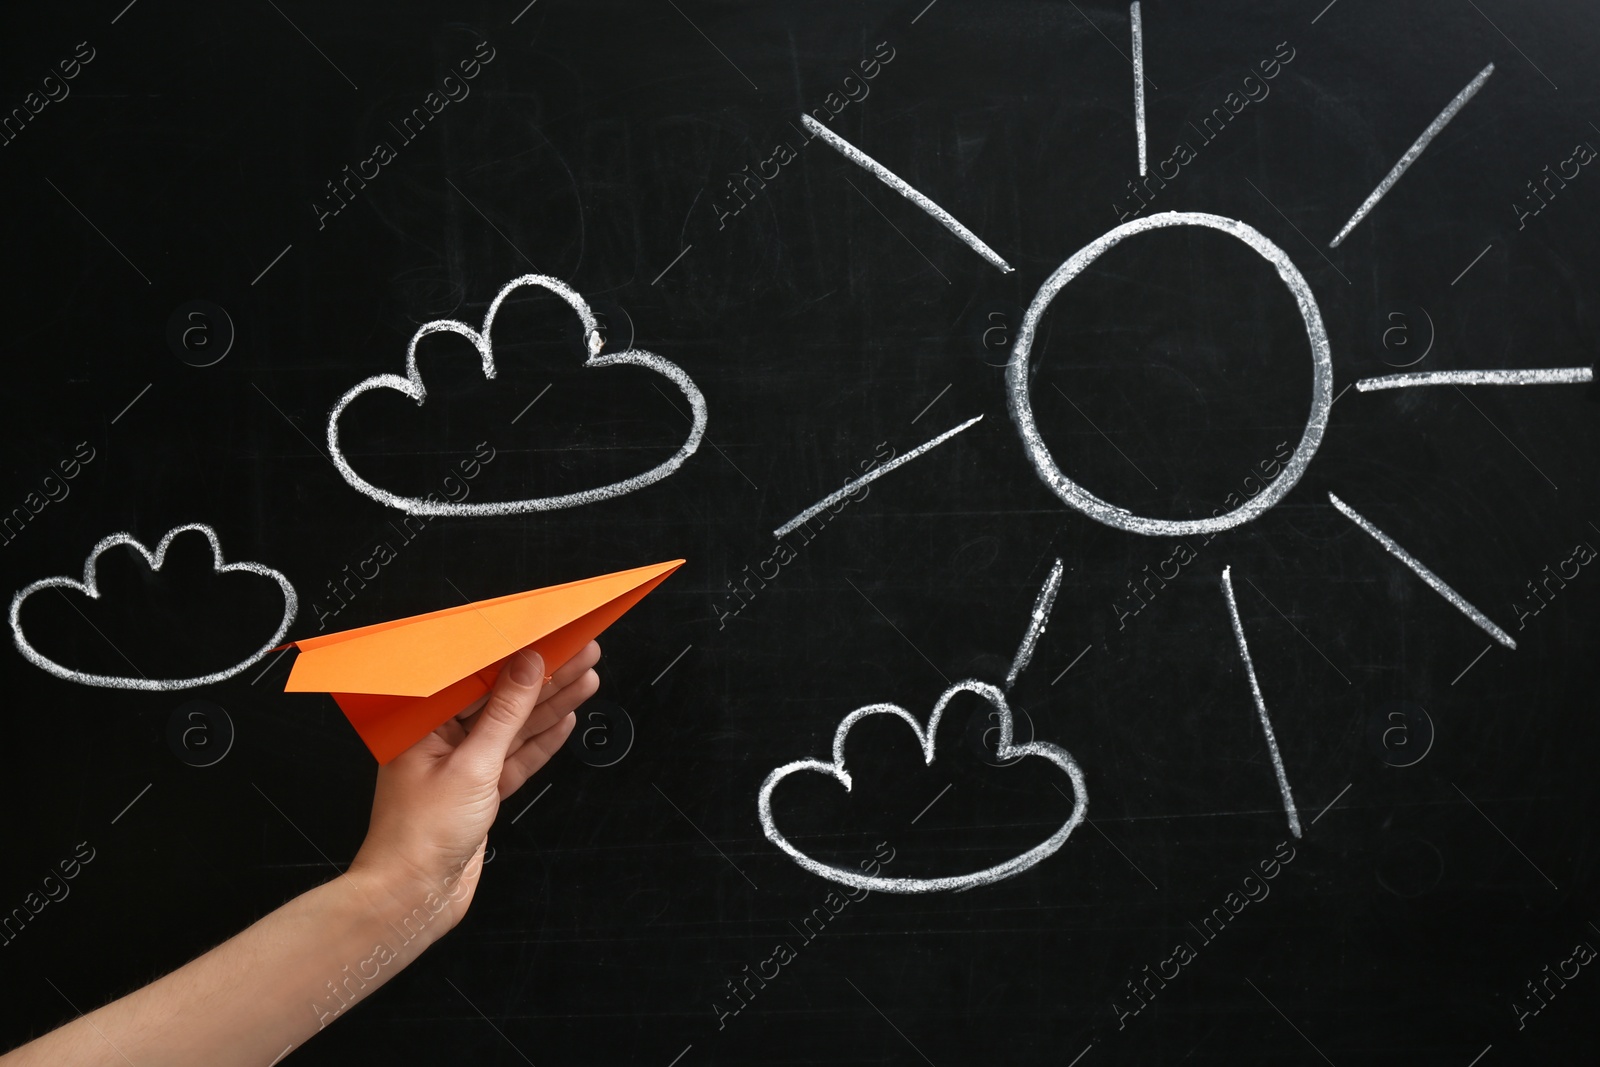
[3,859,473,1067]
[2,639,583,1066]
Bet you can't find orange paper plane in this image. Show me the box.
[281,560,683,763]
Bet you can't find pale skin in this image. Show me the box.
[0,640,601,1067]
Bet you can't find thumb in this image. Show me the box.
[458,648,544,768]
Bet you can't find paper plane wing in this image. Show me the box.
[282,559,683,763]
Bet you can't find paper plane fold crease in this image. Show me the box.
[281,560,683,763]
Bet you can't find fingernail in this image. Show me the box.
[510,651,542,687]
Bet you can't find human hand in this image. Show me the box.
[347,640,601,928]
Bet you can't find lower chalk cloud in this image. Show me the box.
[758,679,1087,894]
[760,562,1086,893]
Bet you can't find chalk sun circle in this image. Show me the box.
[1006,211,1333,537]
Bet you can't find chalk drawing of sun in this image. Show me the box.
[760,3,1593,891]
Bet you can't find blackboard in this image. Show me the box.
[3,1,1598,1063]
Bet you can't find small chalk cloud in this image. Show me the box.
[327,273,708,515]
[759,679,1088,894]
[9,524,298,690]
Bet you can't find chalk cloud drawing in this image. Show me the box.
[327,273,708,515]
[760,561,1086,893]
[1007,211,1333,538]
[9,524,298,690]
[759,679,1086,893]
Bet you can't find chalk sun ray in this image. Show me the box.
[802,114,1014,273]
[1329,493,1516,649]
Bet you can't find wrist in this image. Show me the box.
[341,852,477,950]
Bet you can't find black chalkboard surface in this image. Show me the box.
[3,1,1597,1063]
